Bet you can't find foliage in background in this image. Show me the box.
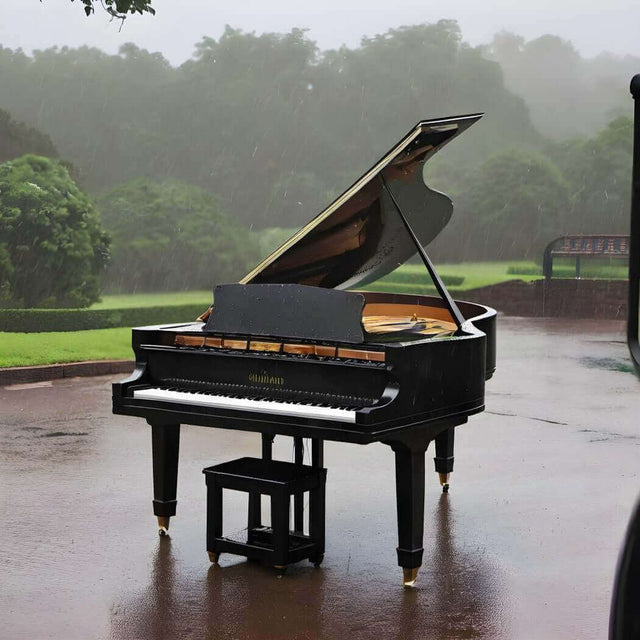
[0,154,110,308]
[0,22,539,233]
[548,116,633,234]
[0,107,58,163]
[0,22,635,274]
[254,227,298,260]
[97,178,260,292]
[486,32,635,138]
[73,0,154,18]
[444,150,571,260]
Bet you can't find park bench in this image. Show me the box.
[542,234,629,280]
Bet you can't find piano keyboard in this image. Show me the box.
[132,387,358,423]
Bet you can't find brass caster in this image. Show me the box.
[438,473,450,492]
[274,565,287,578]
[402,567,419,588]
[157,516,170,536]
[208,551,220,564]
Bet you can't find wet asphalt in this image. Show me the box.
[1,316,639,640]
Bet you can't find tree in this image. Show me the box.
[0,107,58,163]
[441,150,571,261]
[549,116,633,234]
[71,0,154,18]
[97,178,260,292]
[0,155,110,307]
[486,31,637,138]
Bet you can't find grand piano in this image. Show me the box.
[113,113,496,586]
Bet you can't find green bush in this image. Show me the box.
[377,272,465,287]
[0,304,206,333]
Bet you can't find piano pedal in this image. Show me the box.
[438,473,450,493]
[157,516,170,536]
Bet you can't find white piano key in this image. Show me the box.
[132,387,357,423]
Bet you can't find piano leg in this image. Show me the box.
[389,436,430,587]
[434,427,455,493]
[309,438,325,566]
[248,433,274,542]
[293,436,304,533]
[150,422,180,536]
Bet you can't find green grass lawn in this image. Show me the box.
[0,328,133,368]
[363,260,544,294]
[90,290,211,309]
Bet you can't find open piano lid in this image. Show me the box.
[241,114,482,290]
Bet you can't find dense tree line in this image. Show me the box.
[0,22,539,232]
[429,116,633,261]
[0,107,58,163]
[487,32,639,138]
[0,21,636,296]
[97,179,260,293]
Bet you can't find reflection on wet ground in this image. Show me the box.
[110,494,505,640]
[1,318,640,639]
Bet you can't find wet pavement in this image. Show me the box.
[1,316,640,640]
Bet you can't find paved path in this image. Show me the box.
[1,317,639,640]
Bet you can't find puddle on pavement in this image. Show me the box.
[580,356,635,373]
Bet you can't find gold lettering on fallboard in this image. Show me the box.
[248,372,285,386]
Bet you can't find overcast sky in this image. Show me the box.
[1,0,639,64]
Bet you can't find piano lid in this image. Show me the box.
[241,114,482,290]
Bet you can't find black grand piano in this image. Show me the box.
[113,114,496,586]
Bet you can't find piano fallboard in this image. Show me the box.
[113,294,491,444]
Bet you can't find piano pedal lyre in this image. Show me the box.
[157,516,170,536]
[438,472,450,493]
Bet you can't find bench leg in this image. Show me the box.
[150,423,180,536]
[248,434,274,539]
[434,427,455,493]
[206,477,223,563]
[271,489,290,568]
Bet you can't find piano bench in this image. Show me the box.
[203,457,327,571]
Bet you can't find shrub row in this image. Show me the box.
[361,282,455,295]
[377,274,465,287]
[507,263,627,279]
[0,304,206,333]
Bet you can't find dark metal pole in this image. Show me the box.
[627,74,640,374]
[609,74,640,640]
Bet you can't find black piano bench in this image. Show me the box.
[203,457,327,572]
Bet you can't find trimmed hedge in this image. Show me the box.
[377,274,465,287]
[0,304,206,333]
